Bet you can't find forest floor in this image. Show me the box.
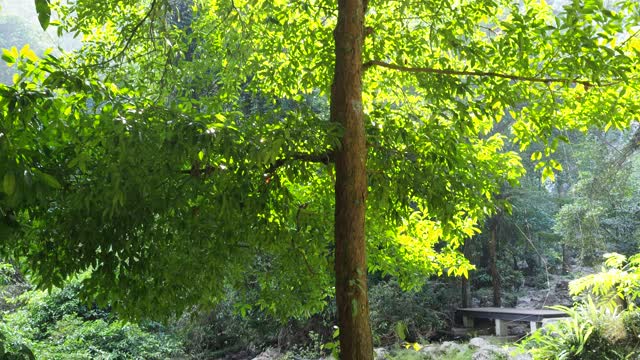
[248,264,594,360]
[515,264,595,309]
[251,336,531,360]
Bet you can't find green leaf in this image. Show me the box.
[534,161,546,171]
[35,0,51,30]
[530,151,542,161]
[541,166,555,182]
[1,49,15,64]
[2,173,16,195]
[395,321,407,341]
[40,173,62,189]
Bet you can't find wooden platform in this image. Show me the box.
[457,307,568,336]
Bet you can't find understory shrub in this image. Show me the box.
[1,266,183,359]
[523,253,640,359]
[175,289,283,358]
[385,344,475,360]
[524,300,634,360]
[368,279,457,345]
[0,324,35,360]
[623,310,640,339]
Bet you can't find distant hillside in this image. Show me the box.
[0,0,80,85]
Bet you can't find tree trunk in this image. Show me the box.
[331,0,373,359]
[488,220,501,307]
[461,239,472,308]
[562,244,569,274]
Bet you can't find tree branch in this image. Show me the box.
[614,125,640,167]
[363,60,615,87]
[265,151,334,175]
[180,152,335,177]
[180,164,218,176]
[90,0,159,67]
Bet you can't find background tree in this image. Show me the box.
[555,129,640,263]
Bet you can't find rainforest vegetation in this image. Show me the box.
[2,0,640,359]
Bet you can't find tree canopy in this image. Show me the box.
[2,0,640,358]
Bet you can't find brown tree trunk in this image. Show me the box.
[488,219,501,307]
[331,0,373,359]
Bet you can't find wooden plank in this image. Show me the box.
[457,307,568,323]
[458,307,566,316]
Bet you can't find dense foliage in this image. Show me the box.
[2,0,640,358]
[1,0,638,315]
[0,263,183,359]
[524,253,640,359]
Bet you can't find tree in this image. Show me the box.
[2,0,640,358]
[555,129,640,264]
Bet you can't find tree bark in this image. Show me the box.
[331,0,373,359]
[488,219,501,307]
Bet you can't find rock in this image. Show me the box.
[440,341,465,353]
[510,352,533,360]
[374,347,388,360]
[472,298,481,307]
[469,337,489,348]
[555,280,569,291]
[419,342,466,358]
[251,347,281,360]
[508,324,529,336]
[471,345,509,360]
[420,345,440,357]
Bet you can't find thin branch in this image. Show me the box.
[619,28,640,48]
[614,125,640,167]
[179,152,335,177]
[363,60,617,87]
[295,202,310,232]
[89,0,159,67]
[230,0,247,28]
[180,164,218,176]
[265,151,334,175]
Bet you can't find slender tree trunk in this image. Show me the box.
[331,0,373,359]
[461,239,472,308]
[562,244,569,274]
[488,219,501,307]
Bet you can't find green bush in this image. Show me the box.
[368,279,456,345]
[623,310,640,339]
[524,304,636,359]
[28,315,183,359]
[24,280,112,339]
[175,289,283,358]
[1,268,184,359]
[474,260,525,292]
[522,253,640,359]
[385,344,474,360]
[0,324,35,360]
